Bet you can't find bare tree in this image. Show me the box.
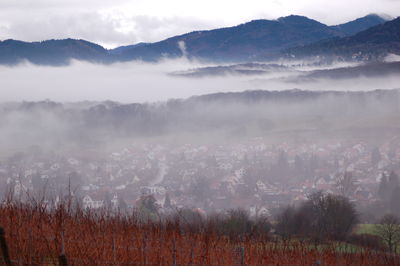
[275,205,298,240]
[375,214,400,253]
[275,191,358,242]
[306,192,358,242]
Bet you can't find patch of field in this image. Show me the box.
[356,224,378,235]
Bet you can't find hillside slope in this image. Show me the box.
[287,17,400,61]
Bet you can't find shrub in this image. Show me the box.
[347,233,387,251]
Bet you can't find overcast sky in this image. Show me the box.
[0,0,398,48]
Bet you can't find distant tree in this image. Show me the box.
[334,156,339,170]
[309,154,319,172]
[138,195,159,221]
[294,155,305,179]
[275,192,358,242]
[371,147,382,165]
[31,172,45,191]
[316,193,358,240]
[375,214,400,253]
[378,173,390,201]
[179,152,187,163]
[118,197,128,210]
[294,155,303,170]
[335,172,355,197]
[388,147,396,160]
[236,183,254,198]
[140,195,158,213]
[174,208,204,233]
[252,215,271,240]
[219,209,255,240]
[68,171,82,190]
[191,176,209,202]
[274,151,289,179]
[164,193,172,209]
[241,154,249,167]
[277,151,289,170]
[390,186,400,215]
[103,191,112,210]
[388,171,399,192]
[206,155,218,168]
[275,205,298,240]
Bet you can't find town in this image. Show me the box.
[2,133,399,221]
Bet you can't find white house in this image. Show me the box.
[82,195,104,209]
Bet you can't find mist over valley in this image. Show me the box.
[1,7,400,263]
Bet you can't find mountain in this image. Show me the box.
[112,14,387,62]
[114,15,343,62]
[0,38,109,65]
[287,17,400,61]
[0,14,389,65]
[109,42,149,55]
[331,14,388,36]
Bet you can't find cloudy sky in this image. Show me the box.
[0,0,398,48]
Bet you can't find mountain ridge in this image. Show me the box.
[287,17,400,61]
[331,14,388,36]
[0,14,392,65]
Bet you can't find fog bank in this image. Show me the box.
[1,59,400,103]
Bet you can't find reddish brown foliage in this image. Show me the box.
[0,203,398,265]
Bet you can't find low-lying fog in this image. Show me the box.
[1,58,399,103]
[1,57,400,217]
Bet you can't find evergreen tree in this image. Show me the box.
[103,191,112,209]
[118,196,127,210]
[138,194,159,221]
[309,154,319,172]
[390,186,400,215]
[278,151,289,169]
[371,147,381,165]
[164,193,172,208]
[389,171,399,190]
[294,155,304,172]
[140,195,158,213]
[206,155,218,168]
[241,154,249,167]
[378,173,390,201]
[334,156,339,170]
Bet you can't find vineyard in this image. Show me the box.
[0,201,399,265]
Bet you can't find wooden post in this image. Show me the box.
[172,238,177,266]
[0,227,11,266]
[239,246,245,266]
[190,243,194,266]
[28,228,32,265]
[143,233,148,266]
[59,231,67,266]
[59,254,68,266]
[112,234,116,262]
